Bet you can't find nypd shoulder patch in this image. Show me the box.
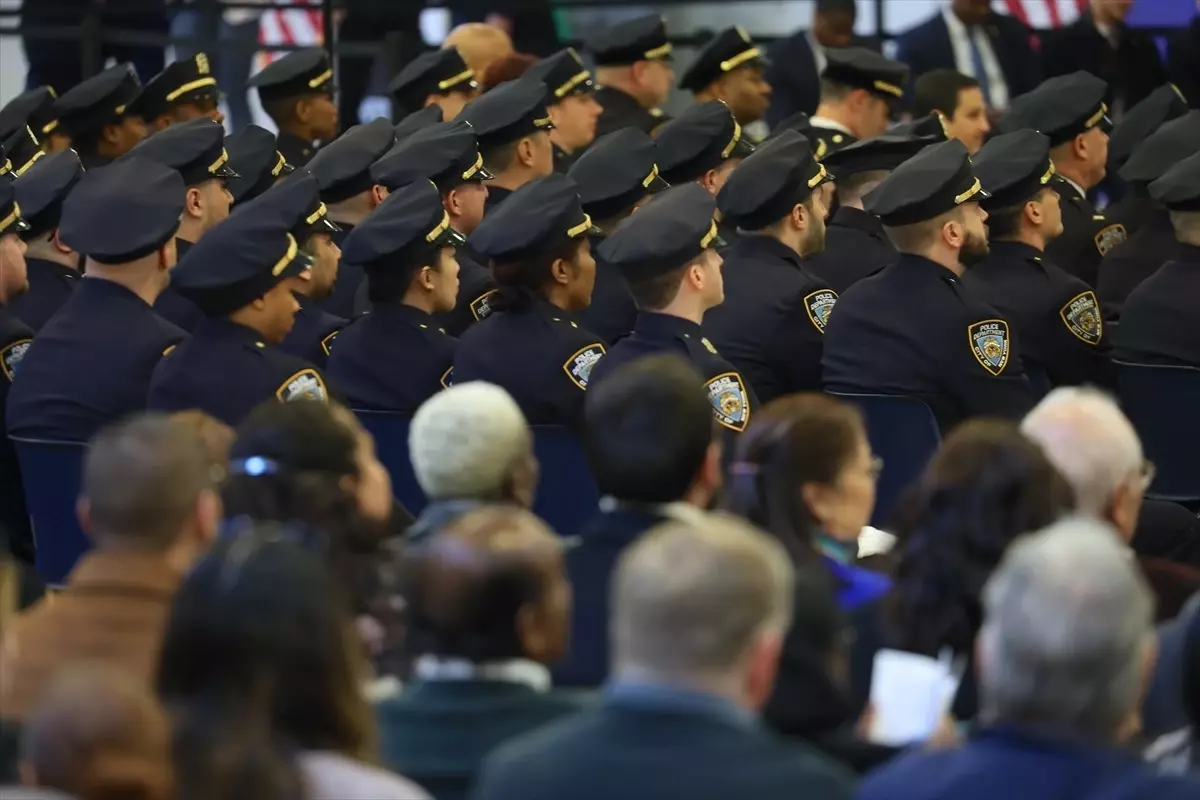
[706,372,750,432]
[968,319,1011,376]
[803,289,838,333]
[1059,290,1102,345]
[563,343,605,390]
[440,367,454,388]
[0,338,32,382]
[276,368,329,403]
[1093,223,1126,256]
[320,330,340,355]
[470,289,497,321]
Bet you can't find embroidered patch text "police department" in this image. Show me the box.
[706,372,750,432]
[1060,290,1102,345]
[968,319,1010,376]
[563,344,606,390]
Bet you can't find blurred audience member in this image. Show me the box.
[19,666,173,800]
[168,410,233,473]
[222,400,403,678]
[377,506,582,799]
[158,533,430,800]
[858,517,1200,800]
[443,23,515,78]
[555,355,720,687]
[0,414,220,722]
[479,52,538,91]
[407,383,539,544]
[724,394,884,612]
[764,565,897,774]
[864,420,1074,721]
[1041,0,1167,119]
[473,516,855,800]
[1145,592,1200,774]
[1022,387,1200,618]
[1167,12,1200,107]
[912,69,990,153]
[894,0,1042,111]
[765,0,865,127]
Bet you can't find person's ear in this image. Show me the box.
[153,113,172,132]
[444,188,462,216]
[418,265,436,292]
[800,480,837,529]
[744,629,784,710]
[185,186,204,219]
[791,202,807,231]
[370,184,388,207]
[700,169,718,194]
[1108,479,1142,542]
[194,488,222,544]
[251,296,268,310]
[294,97,313,125]
[700,440,723,499]
[516,601,553,661]
[422,93,440,109]
[686,261,705,291]
[1025,198,1042,227]
[1072,131,1089,161]
[76,496,94,541]
[52,229,72,255]
[100,122,120,146]
[549,255,571,285]
[518,137,536,168]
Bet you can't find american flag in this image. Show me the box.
[1001,0,1087,28]
[257,0,325,66]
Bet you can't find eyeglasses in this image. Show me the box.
[868,455,885,479]
[1137,460,1156,492]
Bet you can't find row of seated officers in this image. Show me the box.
[1,48,1199,456]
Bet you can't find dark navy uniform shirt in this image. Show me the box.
[0,308,34,558]
[1045,178,1126,287]
[453,296,606,431]
[1096,210,1178,321]
[277,292,345,368]
[277,131,317,169]
[6,278,187,442]
[593,86,667,139]
[1113,244,1200,369]
[822,253,1036,431]
[318,224,364,320]
[964,241,1116,391]
[589,312,756,434]
[146,317,331,427]
[704,235,837,404]
[7,257,78,332]
[804,206,897,294]
[153,240,204,331]
[580,236,637,345]
[807,123,857,159]
[325,302,456,414]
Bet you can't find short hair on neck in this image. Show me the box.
[882,207,959,253]
[480,138,520,174]
[913,69,980,118]
[628,264,687,310]
[613,514,794,677]
[1020,387,1143,517]
[83,413,216,549]
[262,96,301,128]
[982,202,1026,240]
[819,78,854,105]
[836,170,888,205]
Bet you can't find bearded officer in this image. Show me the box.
[964,130,1116,395]
[822,139,1035,430]
[585,14,674,138]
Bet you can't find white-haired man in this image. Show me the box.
[472,515,856,800]
[1021,387,1200,618]
[859,517,1200,800]
[406,382,539,543]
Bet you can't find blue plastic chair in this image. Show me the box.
[531,426,600,537]
[352,410,428,516]
[11,438,90,586]
[827,392,942,528]
[1114,361,1200,504]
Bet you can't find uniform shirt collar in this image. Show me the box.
[633,310,703,339]
[1059,175,1087,200]
[831,205,888,239]
[808,115,854,136]
[79,275,156,308]
[26,256,80,281]
[531,294,580,323]
[732,233,806,270]
[987,240,1045,263]
[195,315,269,345]
[370,300,442,328]
[895,252,963,281]
[412,656,551,692]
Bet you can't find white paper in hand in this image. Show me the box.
[868,649,961,746]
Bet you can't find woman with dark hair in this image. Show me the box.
[222,401,406,680]
[863,418,1076,721]
[157,531,430,800]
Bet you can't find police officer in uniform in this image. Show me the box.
[0,86,70,155]
[678,26,771,129]
[51,63,149,168]
[121,117,239,332]
[225,125,296,206]
[273,173,346,368]
[327,180,465,413]
[306,118,397,318]
[965,130,1116,394]
[1114,152,1200,369]
[586,14,674,138]
[146,184,331,425]
[8,149,84,331]
[369,119,496,334]
[6,159,187,443]
[805,133,934,292]
[454,174,606,431]
[0,176,34,559]
[524,48,603,173]
[590,184,757,434]
[807,48,908,159]
[569,127,669,344]
[1103,84,1188,239]
[999,72,1119,288]
[138,53,225,132]
[704,130,837,403]
[822,140,1035,430]
[1098,112,1200,320]
[460,77,556,213]
[394,105,444,142]
[388,47,479,123]
[248,48,339,169]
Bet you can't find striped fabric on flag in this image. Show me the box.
[258,0,325,66]
[1003,0,1088,28]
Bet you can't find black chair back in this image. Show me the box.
[1114,361,1200,504]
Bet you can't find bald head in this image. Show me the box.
[403,506,570,664]
[443,24,514,77]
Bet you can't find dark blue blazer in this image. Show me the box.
[377,680,585,800]
[552,505,671,688]
[1041,13,1167,115]
[473,688,856,800]
[764,32,877,128]
[856,725,1200,800]
[894,11,1042,103]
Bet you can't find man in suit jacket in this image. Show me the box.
[553,354,723,687]
[895,0,1042,111]
[474,515,857,800]
[1041,0,1167,118]
[377,506,585,800]
[1168,12,1200,107]
[858,518,1200,800]
[0,414,219,722]
[764,0,873,128]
